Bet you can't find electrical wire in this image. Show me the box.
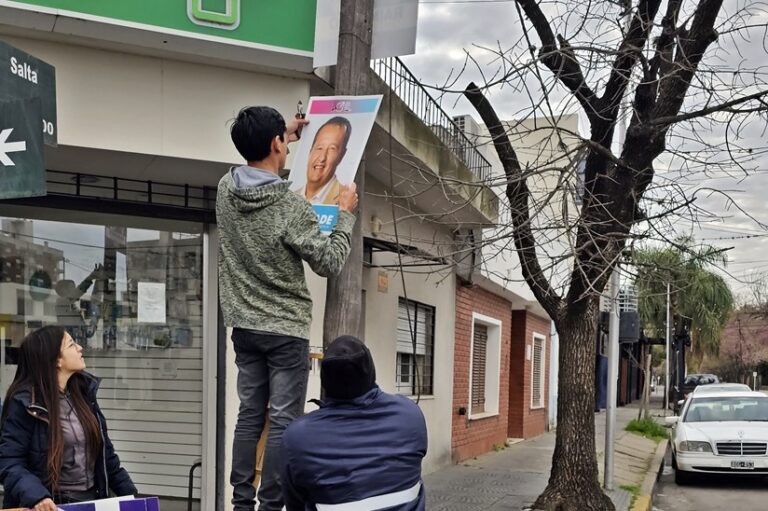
[388,87,422,405]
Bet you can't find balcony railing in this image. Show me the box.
[371,57,492,182]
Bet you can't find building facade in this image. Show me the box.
[447,113,582,462]
[0,2,499,508]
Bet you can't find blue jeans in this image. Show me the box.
[230,329,310,511]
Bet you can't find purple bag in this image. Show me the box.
[58,496,160,511]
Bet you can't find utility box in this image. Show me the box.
[619,311,640,342]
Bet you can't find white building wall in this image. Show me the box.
[2,36,310,169]
[301,177,458,475]
[470,114,582,430]
[479,114,581,303]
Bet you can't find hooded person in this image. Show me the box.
[217,106,359,511]
[281,336,428,511]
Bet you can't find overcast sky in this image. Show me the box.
[404,0,768,300]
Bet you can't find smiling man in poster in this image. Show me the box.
[299,116,352,205]
[289,95,382,233]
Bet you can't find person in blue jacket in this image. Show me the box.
[0,326,137,510]
[281,335,428,511]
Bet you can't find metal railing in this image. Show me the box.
[371,57,492,182]
[45,170,216,211]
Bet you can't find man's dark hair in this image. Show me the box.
[230,106,286,162]
[311,116,352,151]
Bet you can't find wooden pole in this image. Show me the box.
[322,0,374,347]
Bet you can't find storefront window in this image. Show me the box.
[0,207,205,502]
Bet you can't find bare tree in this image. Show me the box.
[456,1,768,509]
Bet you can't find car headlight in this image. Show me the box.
[679,441,712,453]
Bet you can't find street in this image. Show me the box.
[653,449,768,510]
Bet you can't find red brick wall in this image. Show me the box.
[508,310,551,439]
[452,285,512,462]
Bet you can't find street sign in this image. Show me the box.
[0,40,57,146]
[313,0,419,67]
[0,98,46,199]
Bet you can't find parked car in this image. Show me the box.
[692,383,751,394]
[672,373,721,413]
[682,373,721,397]
[666,390,768,484]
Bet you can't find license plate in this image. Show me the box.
[731,460,755,470]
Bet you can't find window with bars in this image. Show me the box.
[471,324,488,414]
[531,333,546,409]
[396,298,435,395]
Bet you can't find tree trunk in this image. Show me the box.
[640,345,652,420]
[534,311,615,511]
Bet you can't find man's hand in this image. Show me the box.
[34,497,57,511]
[90,263,106,280]
[286,117,310,143]
[338,183,358,213]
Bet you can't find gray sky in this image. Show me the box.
[404,0,768,300]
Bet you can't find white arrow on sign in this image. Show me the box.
[0,128,27,166]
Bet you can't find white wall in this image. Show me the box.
[361,256,456,473]
[299,178,458,474]
[362,177,457,472]
[479,114,581,302]
[2,36,310,166]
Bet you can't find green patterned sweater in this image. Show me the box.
[216,170,355,339]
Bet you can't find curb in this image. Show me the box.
[630,439,668,511]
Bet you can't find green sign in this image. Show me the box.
[0,40,57,146]
[6,0,317,53]
[0,97,46,199]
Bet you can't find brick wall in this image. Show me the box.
[508,310,551,439]
[451,285,512,462]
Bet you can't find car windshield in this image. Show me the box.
[684,396,768,422]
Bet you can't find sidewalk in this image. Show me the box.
[425,402,664,510]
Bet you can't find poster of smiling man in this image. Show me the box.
[289,95,382,231]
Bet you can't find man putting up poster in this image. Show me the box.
[289,95,382,232]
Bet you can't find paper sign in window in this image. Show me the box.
[137,282,166,324]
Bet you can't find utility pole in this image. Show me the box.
[604,6,630,483]
[323,0,374,347]
[604,268,620,491]
[665,282,671,413]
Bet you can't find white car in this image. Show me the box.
[692,383,751,394]
[667,390,768,484]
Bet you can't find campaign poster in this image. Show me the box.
[288,95,382,233]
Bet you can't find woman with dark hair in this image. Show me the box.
[0,326,136,510]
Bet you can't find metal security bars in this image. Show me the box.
[396,297,435,396]
[471,324,488,414]
[371,57,492,182]
[19,170,218,223]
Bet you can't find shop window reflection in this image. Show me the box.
[0,214,205,500]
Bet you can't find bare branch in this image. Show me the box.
[515,0,599,119]
[653,89,768,127]
[601,0,664,114]
[464,81,564,317]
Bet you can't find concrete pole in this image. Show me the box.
[665,282,671,413]
[604,268,620,491]
[605,6,631,485]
